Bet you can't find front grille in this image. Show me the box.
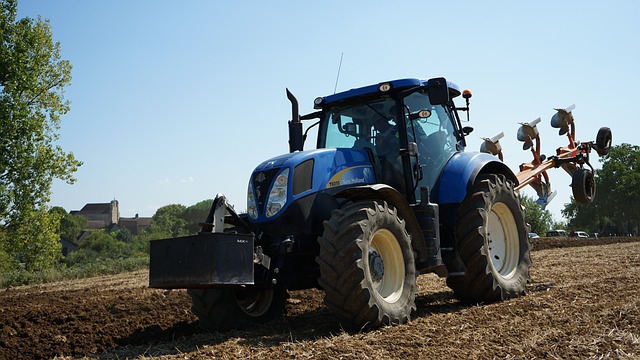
[293,159,314,196]
[252,168,279,214]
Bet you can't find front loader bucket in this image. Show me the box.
[149,232,254,289]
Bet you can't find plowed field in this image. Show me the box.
[1,237,638,359]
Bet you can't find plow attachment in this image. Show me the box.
[481,104,612,209]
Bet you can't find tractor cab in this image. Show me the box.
[310,78,469,203]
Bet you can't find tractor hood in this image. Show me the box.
[246,148,376,222]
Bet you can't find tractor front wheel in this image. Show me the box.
[317,200,416,330]
[447,174,531,303]
[187,287,286,331]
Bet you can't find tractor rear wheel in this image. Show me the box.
[447,174,531,303]
[187,287,286,331]
[317,200,416,330]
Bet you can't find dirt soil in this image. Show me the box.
[1,237,638,359]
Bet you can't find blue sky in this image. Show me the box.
[17,1,640,221]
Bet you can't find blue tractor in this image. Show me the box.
[149,77,611,331]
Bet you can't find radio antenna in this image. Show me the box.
[333,52,344,94]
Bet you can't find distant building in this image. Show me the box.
[119,214,152,235]
[62,201,152,255]
[69,200,152,234]
[70,200,120,229]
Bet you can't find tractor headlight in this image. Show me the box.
[247,181,258,219]
[266,168,289,218]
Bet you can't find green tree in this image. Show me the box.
[4,207,62,270]
[520,194,553,236]
[561,197,605,233]
[49,206,86,242]
[601,144,640,233]
[134,201,212,251]
[0,1,81,270]
[64,231,132,266]
[0,231,17,272]
[181,199,212,233]
[142,204,189,238]
[111,227,132,243]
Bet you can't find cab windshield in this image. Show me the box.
[321,96,396,149]
[318,90,460,199]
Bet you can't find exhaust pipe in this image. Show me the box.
[287,88,304,152]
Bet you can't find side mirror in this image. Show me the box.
[342,122,357,137]
[427,77,450,105]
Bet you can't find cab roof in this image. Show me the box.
[320,78,461,106]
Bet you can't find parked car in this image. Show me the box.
[546,230,567,237]
[529,233,540,238]
[570,231,589,238]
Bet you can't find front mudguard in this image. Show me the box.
[332,184,441,272]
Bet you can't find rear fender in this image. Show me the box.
[435,152,518,276]
[436,152,517,205]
